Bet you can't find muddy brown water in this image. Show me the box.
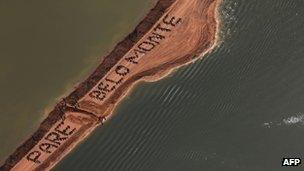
[2,0,304,170]
[0,0,155,163]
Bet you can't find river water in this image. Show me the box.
[55,0,304,170]
[0,0,154,163]
[2,0,304,170]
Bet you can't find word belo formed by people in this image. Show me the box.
[88,14,182,102]
[26,116,77,164]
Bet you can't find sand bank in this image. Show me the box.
[1,0,221,170]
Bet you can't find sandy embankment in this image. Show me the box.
[1,0,221,170]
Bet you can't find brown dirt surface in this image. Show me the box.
[0,0,221,170]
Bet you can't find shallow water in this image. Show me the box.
[0,0,154,162]
[55,0,304,170]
